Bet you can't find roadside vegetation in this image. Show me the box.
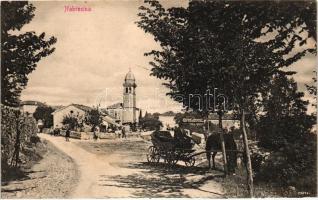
[137,0,316,197]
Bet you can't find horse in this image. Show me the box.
[205,133,238,173]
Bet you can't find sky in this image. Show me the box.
[20,0,316,113]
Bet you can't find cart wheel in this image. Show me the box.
[166,152,178,166]
[185,156,195,167]
[147,146,159,163]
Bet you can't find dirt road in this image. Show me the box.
[39,134,225,198]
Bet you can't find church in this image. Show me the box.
[106,69,140,125]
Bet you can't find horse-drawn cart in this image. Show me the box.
[146,130,197,167]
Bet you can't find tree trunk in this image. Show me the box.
[241,109,254,197]
[218,112,228,176]
[12,115,21,167]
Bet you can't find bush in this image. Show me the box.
[140,118,162,131]
[1,105,38,176]
[256,133,317,196]
[62,114,83,130]
[248,143,269,176]
[139,113,163,131]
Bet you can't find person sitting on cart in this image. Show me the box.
[174,126,184,139]
[174,126,193,149]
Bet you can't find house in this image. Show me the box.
[52,104,92,129]
[208,113,240,130]
[20,100,46,115]
[105,103,123,124]
[101,114,121,130]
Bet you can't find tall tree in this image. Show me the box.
[257,75,316,193]
[137,0,315,114]
[258,75,315,149]
[1,1,57,107]
[137,0,316,196]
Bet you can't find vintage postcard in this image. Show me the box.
[1,0,317,198]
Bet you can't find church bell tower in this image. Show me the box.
[122,69,137,124]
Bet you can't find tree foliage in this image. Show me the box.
[62,114,82,130]
[139,113,163,131]
[305,71,317,109]
[84,108,103,131]
[137,0,317,194]
[255,75,316,194]
[33,106,54,128]
[137,0,316,115]
[1,1,57,107]
[257,75,315,150]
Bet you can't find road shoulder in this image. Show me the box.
[1,137,79,198]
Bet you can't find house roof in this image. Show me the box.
[107,103,123,109]
[52,104,92,114]
[102,115,120,126]
[20,100,46,107]
[106,103,140,111]
[71,104,92,112]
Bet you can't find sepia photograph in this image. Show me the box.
[1,0,317,198]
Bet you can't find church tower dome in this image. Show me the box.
[123,69,136,87]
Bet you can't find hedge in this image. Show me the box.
[1,105,37,175]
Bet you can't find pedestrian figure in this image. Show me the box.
[51,128,55,136]
[122,127,126,138]
[65,128,70,142]
[54,126,60,136]
[93,127,98,141]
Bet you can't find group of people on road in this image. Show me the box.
[52,124,130,142]
[114,127,127,138]
[52,126,70,142]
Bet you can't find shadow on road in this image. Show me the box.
[99,162,224,197]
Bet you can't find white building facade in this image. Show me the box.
[52,104,91,128]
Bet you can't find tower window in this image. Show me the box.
[126,88,128,93]
[129,87,132,93]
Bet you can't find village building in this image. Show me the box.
[208,113,240,130]
[51,70,141,130]
[52,104,92,129]
[20,100,46,115]
[104,103,123,124]
[106,69,140,125]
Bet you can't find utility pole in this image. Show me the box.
[241,109,254,197]
[218,110,228,176]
